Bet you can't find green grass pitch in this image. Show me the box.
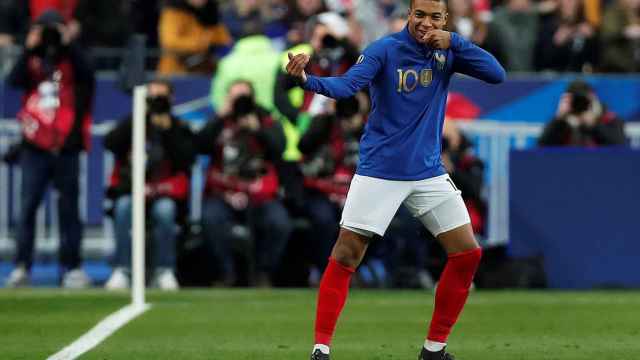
[1,289,639,359]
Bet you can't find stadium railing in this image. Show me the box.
[1,120,640,259]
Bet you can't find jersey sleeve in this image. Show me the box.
[302,41,385,99]
[450,32,506,84]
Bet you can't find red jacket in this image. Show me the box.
[30,0,78,21]
[196,108,286,206]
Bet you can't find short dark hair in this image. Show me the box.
[410,0,448,9]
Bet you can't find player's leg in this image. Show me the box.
[313,227,371,356]
[405,175,481,359]
[312,175,410,359]
[422,222,480,359]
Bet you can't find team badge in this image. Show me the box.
[420,69,433,86]
[356,55,364,64]
[434,52,446,71]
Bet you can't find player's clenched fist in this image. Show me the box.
[421,30,451,50]
[286,52,310,83]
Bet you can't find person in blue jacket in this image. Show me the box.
[287,1,506,359]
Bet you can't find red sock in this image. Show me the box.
[314,257,355,345]
[427,248,482,343]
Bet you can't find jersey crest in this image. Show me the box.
[434,52,446,71]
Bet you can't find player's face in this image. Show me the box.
[407,0,448,41]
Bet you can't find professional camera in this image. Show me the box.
[37,25,65,62]
[567,80,592,115]
[223,95,266,179]
[146,95,172,115]
[231,95,258,119]
[315,34,347,71]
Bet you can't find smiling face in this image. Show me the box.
[408,0,448,41]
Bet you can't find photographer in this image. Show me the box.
[157,0,231,75]
[4,10,94,288]
[104,79,196,291]
[441,120,487,235]
[538,80,627,146]
[298,95,365,282]
[197,80,290,287]
[275,13,360,130]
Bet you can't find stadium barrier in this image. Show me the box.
[1,120,640,259]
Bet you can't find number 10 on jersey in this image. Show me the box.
[397,68,433,93]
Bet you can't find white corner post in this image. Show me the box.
[132,85,147,307]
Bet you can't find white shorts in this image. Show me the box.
[340,174,471,237]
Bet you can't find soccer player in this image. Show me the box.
[286,0,506,359]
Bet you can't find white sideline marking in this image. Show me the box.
[46,303,151,360]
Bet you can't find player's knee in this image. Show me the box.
[331,230,369,268]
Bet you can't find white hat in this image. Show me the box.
[317,12,350,38]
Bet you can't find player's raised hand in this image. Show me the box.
[422,30,451,50]
[286,52,310,83]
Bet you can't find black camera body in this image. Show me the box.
[570,91,591,115]
[316,34,347,71]
[231,95,258,119]
[567,80,593,115]
[38,25,64,61]
[146,96,172,115]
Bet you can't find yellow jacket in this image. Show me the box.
[157,7,231,75]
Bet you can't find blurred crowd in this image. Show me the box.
[0,0,631,291]
[1,0,640,73]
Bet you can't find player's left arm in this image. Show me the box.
[449,32,506,84]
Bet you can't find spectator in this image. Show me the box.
[447,0,490,45]
[72,0,133,48]
[599,0,640,72]
[490,0,539,72]
[104,79,196,291]
[0,0,30,47]
[274,12,359,150]
[4,10,94,288]
[285,0,328,45]
[388,7,409,34]
[535,0,597,72]
[538,80,627,146]
[211,23,281,115]
[583,0,602,28]
[197,80,290,287]
[298,94,365,285]
[221,0,269,41]
[441,120,487,236]
[133,0,163,48]
[157,0,232,75]
[351,0,407,47]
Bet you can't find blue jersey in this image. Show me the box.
[302,27,505,180]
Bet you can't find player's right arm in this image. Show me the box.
[285,42,384,99]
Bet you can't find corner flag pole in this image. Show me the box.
[132,85,147,307]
